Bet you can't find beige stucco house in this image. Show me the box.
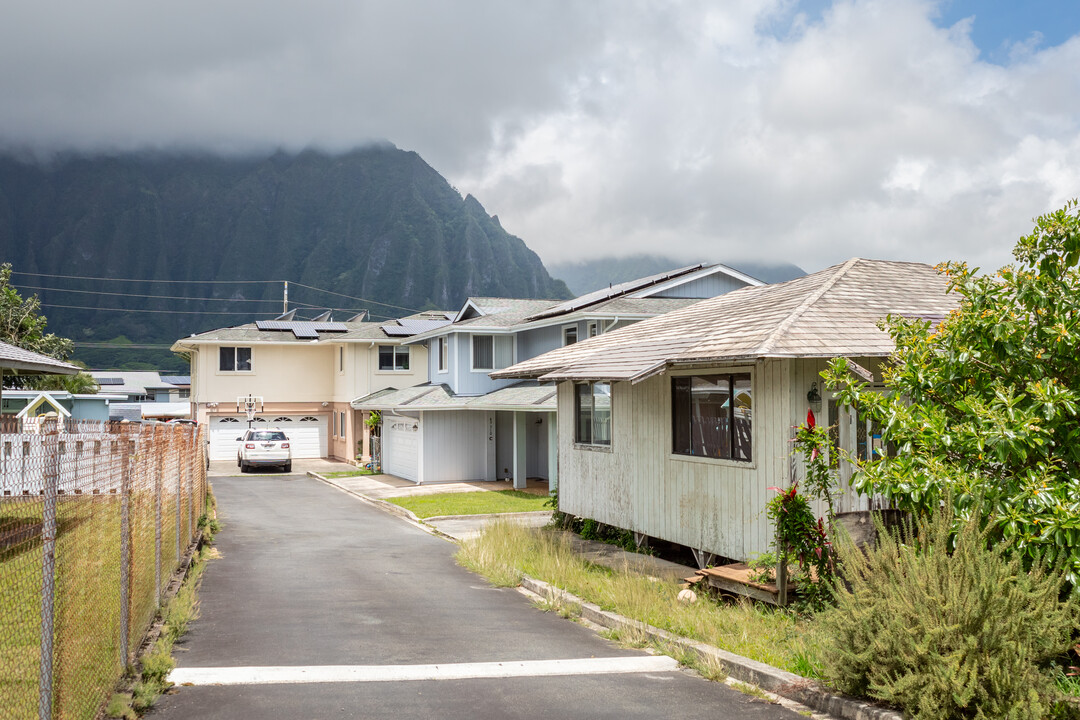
[171,313,448,463]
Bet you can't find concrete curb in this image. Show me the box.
[423,510,552,523]
[520,576,903,720]
[307,472,455,541]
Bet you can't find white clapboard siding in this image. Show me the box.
[558,356,896,563]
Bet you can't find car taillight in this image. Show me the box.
[281,443,290,448]
[245,443,255,449]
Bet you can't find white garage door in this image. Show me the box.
[208,415,328,461]
[383,414,420,482]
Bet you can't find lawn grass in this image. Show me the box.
[455,519,823,678]
[386,490,550,519]
[322,469,376,478]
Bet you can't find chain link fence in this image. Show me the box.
[0,417,207,720]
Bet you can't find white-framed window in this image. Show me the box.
[671,373,752,462]
[575,382,611,446]
[587,321,600,338]
[471,335,513,371]
[563,325,578,346]
[340,411,346,436]
[333,412,338,436]
[378,345,410,371]
[437,337,448,372]
[339,346,344,373]
[273,417,294,422]
[219,346,252,372]
[472,335,493,370]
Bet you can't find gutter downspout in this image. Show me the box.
[603,316,620,333]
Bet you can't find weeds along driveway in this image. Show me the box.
[150,474,807,720]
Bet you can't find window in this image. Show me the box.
[179,389,190,399]
[333,412,338,436]
[472,335,493,370]
[273,417,294,422]
[248,430,287,442]
[671,374,752,462]
[378,345,410,371]
[587,321,600,338]
[575,382,612,446]
[340,411,346,436]
[564,326,578,346]
[437,337,448,372]
[219,346,252,372]
[299,416,319,422]
[472,335,513,371]
[339,346,344,372]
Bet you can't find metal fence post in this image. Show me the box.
[175,428,182,561]
[39,418,60,720]
[119,432,133,666]
[154,426,162,602]
[187,427,194,540]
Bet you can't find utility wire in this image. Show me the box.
[11,271,280,285]
[39,301,396,321]
[11,270,422,314]
[280,282,422,313]
[15,283,365,312]
[15,283,286,304]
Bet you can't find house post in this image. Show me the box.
[546,411,558,492]
[512,411,527,490]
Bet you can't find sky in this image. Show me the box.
[2,0,1079,273]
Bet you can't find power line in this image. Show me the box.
[11,270,422,315]
[39,301,397,321]
[39,302,282,316]
[282,282,422,313]
[15,283,286,305]
[16,282,364,312]
[11,271,280,285]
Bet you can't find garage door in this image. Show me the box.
[383,414,420,482]
[208,415,328,461]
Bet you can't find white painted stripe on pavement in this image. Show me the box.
[169,656,681,686]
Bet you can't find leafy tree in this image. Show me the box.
[0,263,74,386]
[34,361,99,394]
[824,200,1080,585]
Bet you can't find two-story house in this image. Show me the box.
[352,264,761,485]
[171,312,451,463]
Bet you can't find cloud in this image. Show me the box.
[1,0,1078,272]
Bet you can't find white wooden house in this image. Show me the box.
[493,258,957,564]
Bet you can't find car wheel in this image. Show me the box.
[237,455,242,468]
[240,462,249,473]
[283,462,292,473]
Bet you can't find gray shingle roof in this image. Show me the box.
[352,382,556,412]
[493,258,957,383]
[0,341,79,375]
[524,264,707,321]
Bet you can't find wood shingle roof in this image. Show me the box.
[492,258,957,383]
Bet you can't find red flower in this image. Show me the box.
[806,408,816,430]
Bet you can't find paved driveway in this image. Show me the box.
[149,473,808,720]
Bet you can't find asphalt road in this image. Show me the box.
[149,473,807,720]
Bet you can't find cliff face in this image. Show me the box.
[0,145,570,369]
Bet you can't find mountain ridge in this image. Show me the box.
[0,145,572,370]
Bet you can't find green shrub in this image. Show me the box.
[816,505,1079,719]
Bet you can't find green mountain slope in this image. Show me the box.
[549,254,805,296]
[0,145,571,371]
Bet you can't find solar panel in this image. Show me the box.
[254,320,348,338]
[380,325,413,336]
[160,375,191,385]
[380,318,453,337]
[96,378,124,385]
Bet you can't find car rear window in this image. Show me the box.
[250,431,287,442]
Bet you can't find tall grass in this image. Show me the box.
[456,520,822,676]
